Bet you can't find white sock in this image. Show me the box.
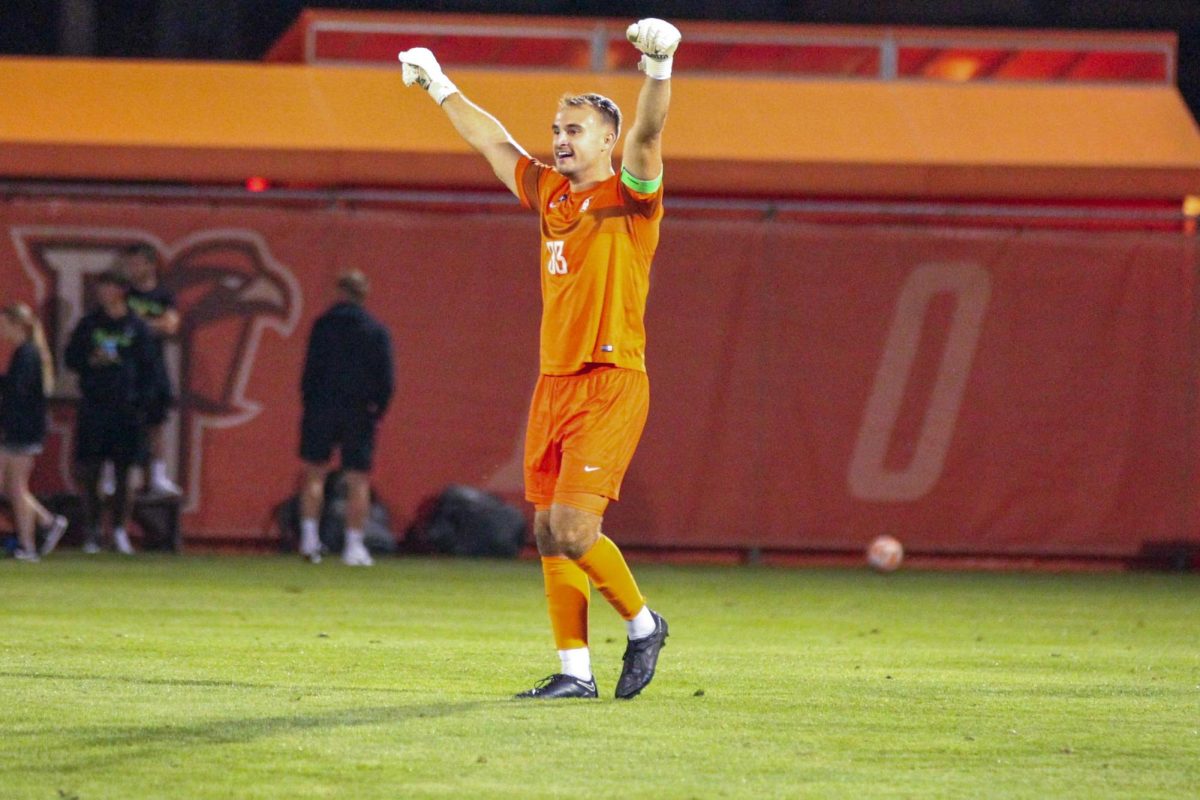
[345,528,364,548]
[558,647,592,681]
[301,518,319,542]
[151,460,169,483]
[627,605,656,640]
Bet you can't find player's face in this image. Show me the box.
[551,105,615,178]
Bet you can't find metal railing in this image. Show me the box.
[298,17,1174,84]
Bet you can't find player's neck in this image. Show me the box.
[568,162,615,193]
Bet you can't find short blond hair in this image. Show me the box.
[558,93,622,139]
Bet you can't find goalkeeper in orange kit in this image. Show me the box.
[400,18,681,699]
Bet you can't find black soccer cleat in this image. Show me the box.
[615,610,669,699]
[514,673,598,700]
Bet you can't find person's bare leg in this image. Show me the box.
[111,463,135,554]
[298,462,326,560]
[340,470,373,566]
[146,423,180,493]
[25,490,53,527]
[6,456,36,555]
[343,470,369,533]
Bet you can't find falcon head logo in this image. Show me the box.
[10,227,301,512]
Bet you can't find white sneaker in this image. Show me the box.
[148,475,182,496]
[299,529,322,562]
[40,515,69,556]
[14,548,40,563]
[113,527,135,555]
[341,539,374,567]
[146,461,183,496]
[81,539,101,555]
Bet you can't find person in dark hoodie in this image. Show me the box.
[0,302,68,561]
[64,269,157,555]
[121,243,182,496]
[297,269,394,566]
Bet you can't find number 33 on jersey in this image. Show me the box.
[545,240,569,275]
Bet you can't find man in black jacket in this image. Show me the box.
[298,270,394,566]
[64,269,156,555]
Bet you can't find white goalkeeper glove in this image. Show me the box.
[397,47,459,106]
[626,18,681,80]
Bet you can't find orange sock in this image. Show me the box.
[541,556,590,650]
[574,534,645,620]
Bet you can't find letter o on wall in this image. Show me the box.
[847,262,992,503]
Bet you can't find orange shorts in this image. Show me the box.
[524,365,649,512]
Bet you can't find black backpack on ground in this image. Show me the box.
[405,484,527,558]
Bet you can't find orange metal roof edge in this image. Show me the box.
[1,57,1198,200]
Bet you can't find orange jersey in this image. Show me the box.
[515,156,664,375]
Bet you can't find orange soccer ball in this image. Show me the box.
[866,535,904,573]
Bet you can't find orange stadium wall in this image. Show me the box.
[1,195,1196,559]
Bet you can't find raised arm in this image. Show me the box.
[398,47,528,197]
[621,19,681,183]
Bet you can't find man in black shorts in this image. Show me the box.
[298,270,394,566]
[64,269,156,554]
[121,243,182,496]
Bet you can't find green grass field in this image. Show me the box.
[2,554,1197,799]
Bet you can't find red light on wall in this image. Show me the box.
[245,176,269,192]
[924,55,982,81]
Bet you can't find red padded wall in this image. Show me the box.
[2,197,1196,557]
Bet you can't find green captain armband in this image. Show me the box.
[621,167,662,193]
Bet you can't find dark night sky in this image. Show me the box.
[2,1,1198,119]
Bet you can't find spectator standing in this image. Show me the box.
[121,243,182,496]
[0,303,67,561]
[64,270,156,554]
[298,270,394,567]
